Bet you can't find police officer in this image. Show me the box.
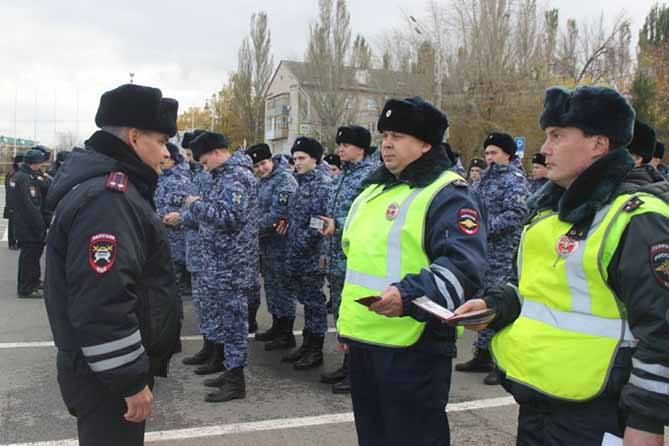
[318,125,379,393]
[456,132,529,385]
[13,149,48,298]
[180,130,206,181]
[4,154,23,250]
[42,83,181,446]
[168,130,214,367]
[46,151,70,178]
[279,137,331,370]
[467,157,486,183]
[530,152,549,192]
[323,154,341,176]
[651,141,667,178]
[457,85,669,446]
[246,144,299,350]
[170,131,259,402]
[337,97,488,446]
[155,142,192,322]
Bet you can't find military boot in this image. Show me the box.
[255,315,278,342]
[320,354,348,384]
[281,330,310,362]
[484,368,501,385]
[248,303,260,334]
[265,318,296,351]
[194,343,225,375]
[182,337,213,365]
[204,367,246,403]
[454,348,494,373]
[332,373,351,394]
[294,334,324,370]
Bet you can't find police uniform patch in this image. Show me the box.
[623,197,644,213]
[650,243,669,288]
[278,192,289,206]
[556,235,579,257]
[171,194,184,207]
[106,171,128,193]
[457,208,480,235]
[89,233,117,274]
[386,203,400,220]
[232,191,243,205]
[451,179,468,188]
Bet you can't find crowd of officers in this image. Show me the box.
[5,81,667,446]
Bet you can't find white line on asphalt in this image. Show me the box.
[1,225,7,242]
[1,396,516,446]
[0,328,338,349]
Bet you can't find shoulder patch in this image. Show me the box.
[89,233,117,274]
[278,191,290,206]
[457,208,480,235]
[451,179,469,188]
[650,243,669,288]
[106,172,128,193]
[171,194,185,207]
[623,196,644,213]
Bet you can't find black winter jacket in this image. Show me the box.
[12,163,47,242]
[44,131,181,398]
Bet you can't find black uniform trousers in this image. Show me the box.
[57,351,145,446]
[506,377,626,446]
[17,241,44,295]
[348,344,452,446]
[7,213,17,247]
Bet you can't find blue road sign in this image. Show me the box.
[514,137,526,159]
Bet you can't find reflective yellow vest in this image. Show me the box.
[492,192,669,401]
[337,171,463,347]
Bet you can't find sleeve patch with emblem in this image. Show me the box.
[171,194,184,207]
[231,191,243,205]
[650,243,669,288]
[89,233,117,274]
[278,191,290,206]
[457,208,480,235]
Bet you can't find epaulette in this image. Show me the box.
[452,179,469,188]
[622,196,644,213]
[105,171,128,193]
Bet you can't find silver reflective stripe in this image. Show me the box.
[629,374,669,395]
[563,205,610,314]
[81,330,142,357]
[344,187,377,232]
[346,269,389,291]
[426,268,455,310]
[508,283,523,305]
[88,345,145,372]
[633,359,669,379]
[521,299,634,340]
[431,264,464,301]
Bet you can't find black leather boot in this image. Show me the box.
[265,318,296,351]
[255,315,279,342]
[281,330,310,362]
[182,337,213,365]
[332,373,350,394]
[320,354,348,384]
[294,334,324,370]
[454,348,494,373]
[248,303,260,334]
[204,367,246,402]
[194,343,225,375]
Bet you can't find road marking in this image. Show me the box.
[1,396,516,445]
[0,328,338,349]
[1,225,7,242]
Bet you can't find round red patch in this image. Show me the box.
[89,233,117,274]
[556,235,579,257]
[457,208,480,235]
[386,203,400,221]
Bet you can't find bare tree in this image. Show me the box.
[351,35,373,69]
[55,130,80,150]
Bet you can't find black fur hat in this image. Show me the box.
[377,96,448,148]
[182,129,206,149]
[532,152,546,166]
[484,132,517,159]
[628,119,656,164]
[469,158,487,170]
[336,125,371,153]
[291,137,324,161]
[655,141,665,159]
[24,149,45,165]
[323,154,341,168]
[246,143,272,164]
[190,131,229,162]
[539,86,635,148]
[95,84,179,137]
[166,142,180,162]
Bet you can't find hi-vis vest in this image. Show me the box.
[492,192,669,401]
[337,171,462,347]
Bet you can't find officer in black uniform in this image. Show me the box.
[13,149,48,298]
[4,154,23,250]
[43,84,181,446]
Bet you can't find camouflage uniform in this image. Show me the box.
[259,155,298,318]
[286,167,331,336]
[155,160,191,269]
[186,150,259,369]
[181,169,212,335]
[474,162,530,350]
[322,154,379,321]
